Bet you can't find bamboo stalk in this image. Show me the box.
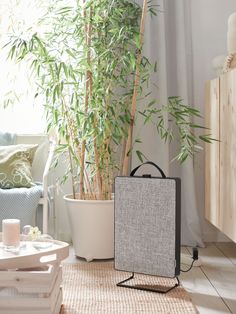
[93,170,97,199]
[68,149,76,199]
[80,4,92,199]
[91,92,103,199]
[61,95,80,199]
[104,139,109,200]
[92,75,102,199]
[84,169,95,199]
[93,136,103,199]
[119,138,127,175]
[103,84,112,199]
[84,3,103,199]
[122,0,148,175]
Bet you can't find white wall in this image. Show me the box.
[190,0,236,241]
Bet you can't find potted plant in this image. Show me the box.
[5,0,212,260]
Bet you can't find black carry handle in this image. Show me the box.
[130,161,166,178]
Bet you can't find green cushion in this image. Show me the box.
[0,144,38,189]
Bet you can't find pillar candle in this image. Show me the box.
[2,219,20,247]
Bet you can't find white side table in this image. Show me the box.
[0,233,69,314]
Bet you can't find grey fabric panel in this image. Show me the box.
[0,185,43,231]
[115,177,177,278]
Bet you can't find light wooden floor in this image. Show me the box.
[180,242,236,314]
[63,242,236,314]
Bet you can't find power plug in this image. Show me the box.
[192,247,198,260]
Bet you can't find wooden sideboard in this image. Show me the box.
[205,68,236,242]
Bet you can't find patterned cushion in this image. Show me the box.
[0,144,38,189]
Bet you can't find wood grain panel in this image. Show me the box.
[220,70,236,242]
[205,79,220,229]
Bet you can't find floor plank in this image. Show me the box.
[180,267,231,314]
[215,242,236,266]
[186,244,234,267]
[181,246,203,267]
[189,244,236,314]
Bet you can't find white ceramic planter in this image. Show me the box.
[64,194,114,261]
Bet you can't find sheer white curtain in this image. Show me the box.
[0,0,47,134]
[132,0,204,247]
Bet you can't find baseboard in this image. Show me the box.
[203,230,231,242]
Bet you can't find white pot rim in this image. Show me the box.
[64,193,114,204]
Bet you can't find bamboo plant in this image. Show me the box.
[5,0,212,200]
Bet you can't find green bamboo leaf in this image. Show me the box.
[154,61,157,72]
[199,135,213,143]
[52,86,57,104]
[134,33,141,49]
[62,62,69,78]
[66,49,76,59]
[135,138,142,143]
[147,99,156,107]
[130,53,136,70]
[136,150,148,163]
[10,45,16,59]
[56,6,73,14]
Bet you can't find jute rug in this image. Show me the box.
[60,262,197,314]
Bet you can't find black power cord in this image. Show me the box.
[180,247,199,273]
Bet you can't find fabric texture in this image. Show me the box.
[0,144,38,188]
[0,184,43,231]
[61,262,197,314]
[115,176,178,278]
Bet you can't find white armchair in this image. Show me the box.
[15,134,55,234]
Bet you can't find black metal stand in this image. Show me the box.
[117,272,180,294]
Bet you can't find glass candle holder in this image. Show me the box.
[2,219,20,252]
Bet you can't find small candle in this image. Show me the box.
[2,219,20,249]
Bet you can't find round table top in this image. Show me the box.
[0,233,69,270]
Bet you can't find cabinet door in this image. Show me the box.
[220,70,236,242]
[205,78,220,229]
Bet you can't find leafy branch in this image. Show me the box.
[3,0,214,199]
